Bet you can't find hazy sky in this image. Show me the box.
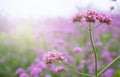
[0,0,114,18]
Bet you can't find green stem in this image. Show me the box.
[89,25,98,77]
[98,55,120,76]
[58,62,94,77]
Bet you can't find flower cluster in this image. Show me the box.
[72,10,112,25]
[42,50,66,64]
[84,11,98,23]
[72,14,84,23]
[97,13,112,25]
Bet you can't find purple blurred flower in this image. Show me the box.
[61,51,74,65]
[101,49,114,63]
[96,41,103,47]
[102,68,115,77]
[34,58,41,64]
[20,73,29,77]
[118,64,120,68]
[101,50,111,59]
[98,61,103,69]
[36,61,46,69]
[77,60,87,72]
[0,58,5,63]
[55,66,67,72]
[30,67,42,76]
[16,68,25,75]
[72,47,83,55]
[45,74,51,77]
[88,64,95,75]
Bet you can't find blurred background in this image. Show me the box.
[0,0,120,77]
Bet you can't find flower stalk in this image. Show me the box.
[89,24,98,77]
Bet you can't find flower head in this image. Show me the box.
[42,50,66,64]
[72,13,84,23]
[84,10,98,23]
[72,10,112,25]
[97,13,112,25]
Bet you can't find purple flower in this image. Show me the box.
[72,47,83,55]
[36,61,46,69]
[98,61,103,69]
[72,10,112,25]
[20,73,29,77]
[118,64,120,68]
[102,68,115,77]
[88,64,95,75]
[77,60,87,72]
[45,74,51,77]
[16,68,25,75]
[55,66,67,72]
[101,50,111,59]
[97,13,112,25]
[42,50,66,64]
[0,58,5,63]
[30,67,42,76]
[84,10,98,23]
[72,13,84,23]
[95,41,103,47]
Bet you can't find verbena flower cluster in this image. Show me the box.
[72,11,112,25]
[42,50,67,65]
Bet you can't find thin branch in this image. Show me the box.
[91,23,102,31]
[57,61,94,77]
[98,55,120,76]
[81,21,89,30]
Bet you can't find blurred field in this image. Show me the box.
[0,14,120,77]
